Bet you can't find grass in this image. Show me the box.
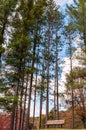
[39,128,86,130]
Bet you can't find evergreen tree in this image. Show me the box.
[66,67,86,128]
[0,0,18,64]
[5,0,34,129]
[66,0,86,60]
[66,1,86,127]
[44,0,63,123]
[64,22,76,129]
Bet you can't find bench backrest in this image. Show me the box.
[46,120,65,125]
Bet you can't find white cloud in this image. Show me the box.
[59,45,83,94]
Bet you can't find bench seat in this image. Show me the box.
[46,119,65,128]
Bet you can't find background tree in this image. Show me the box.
[66,1,86,127]
[66,67,86,128]
[44,0,63,124]
[64,22,76,128]
[66,0,86,61]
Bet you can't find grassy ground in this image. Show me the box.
[39,128,86,130]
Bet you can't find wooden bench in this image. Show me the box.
[46,119,65,128]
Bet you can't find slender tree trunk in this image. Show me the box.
[39,65,44,128]
[0,23,5,62]
[19,72,25,130]
[33,71,37,126]
[18,57,26,130]
[10,107,16,130]
[54,88,56,119]
[71,86,74,129]
[39,86,43,128]
[15,106,19,130]
[22,74,29,130]
[80,0,86,73]
[46,24,50,125]
[55,33,59,120]
[25,32,37,130]
[46,71,49,125]
[33,87,36,126]
[82,95,86,128]
[25,66,33,130]
[10,78,19,130]
[69,35,74,129]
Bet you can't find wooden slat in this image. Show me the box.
[46,120,65,125]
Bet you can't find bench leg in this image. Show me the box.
[46,125,49,128]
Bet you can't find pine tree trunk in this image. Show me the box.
[10,107,16,130]
[10,78,19,130]
[69,35,74,129]
[0,23,5,65]
[25,32,37,130]
[33,71,37,126]
[22,74,29,130]
[46,24,50,125]
[39,87,43,128]
[82,95,86,128]
[19,75,24,130]
[54,88,56,119]
[55,33,59,120]
[39,65,44,128]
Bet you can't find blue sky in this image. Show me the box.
[54,0,73,7]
